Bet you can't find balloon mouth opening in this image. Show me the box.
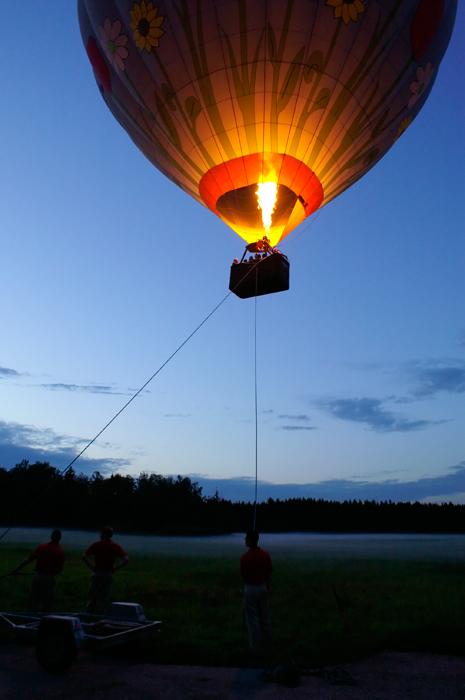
[199,153,324,246]
[216,183,298,240]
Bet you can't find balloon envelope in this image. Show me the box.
[79,0,457,247]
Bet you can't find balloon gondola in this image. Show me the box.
[78,0,457,297]
[229,237,289,299]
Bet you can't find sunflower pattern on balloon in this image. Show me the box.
[130,1,165,52]
[326,0,365,25]
[99,19,128,72]
[408,63,435,109]
[78,0,457,245]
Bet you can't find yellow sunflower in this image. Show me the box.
[130,1,165,52]
[326,0,365,25]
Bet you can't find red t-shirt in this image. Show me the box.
[240,546,273,585]
[85,540,126,573]
[31,542,65,576]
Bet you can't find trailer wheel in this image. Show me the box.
[35,617,78,672]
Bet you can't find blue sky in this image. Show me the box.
[1,2,464,505]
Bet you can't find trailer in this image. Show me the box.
[0,602,161,672]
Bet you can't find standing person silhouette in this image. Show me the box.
[240,531,273,658]
[81,526,129,614]
[13,529,65,612]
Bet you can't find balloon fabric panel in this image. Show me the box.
[78,0,457,246]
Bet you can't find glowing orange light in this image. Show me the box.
[256,182,278,233]
[199,153,324,247]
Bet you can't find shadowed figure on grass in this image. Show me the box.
[81,526,129,614]
[12,529,65,613]
[240,530,273,659]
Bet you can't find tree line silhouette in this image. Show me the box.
[1,461,464,535]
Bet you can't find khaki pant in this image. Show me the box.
[243,583,273,656]
[85,572,114,614]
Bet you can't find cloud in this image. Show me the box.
[278,414,311,421]
[0,420,130,475]
[0,366,139,396]
[316,397,445,432]
[0,367,21,378]
[276,414,316,431]
[39,383,125,395]
[187,461,465,504]
[279,425,316,431]
[0,420,85,450]
[341,357,465,398]
[391,396,416,405]
[404,361,465,397]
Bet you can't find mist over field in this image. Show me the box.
[2,528,464,561]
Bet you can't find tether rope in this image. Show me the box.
[0,260,265,543]
[247,209,323,530]
[0,573,34,581]
[0,224,316,542]
[253,266,259,531]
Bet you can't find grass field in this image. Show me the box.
[1,545,464,668]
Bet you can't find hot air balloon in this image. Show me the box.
[78,0,456,297]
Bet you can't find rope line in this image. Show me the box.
[0,573,34,581]
[0,259,266,543]
[253,266,259,531]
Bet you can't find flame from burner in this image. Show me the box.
[256,181,278,233]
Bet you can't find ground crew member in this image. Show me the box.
[13,529,65,612]
[81,526,128,614]
[240,530,273,657]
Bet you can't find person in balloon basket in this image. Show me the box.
[12,529,65,613]
[240,530,273,658]
[81,526,129,614]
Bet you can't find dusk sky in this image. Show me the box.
[1,2,464,505]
